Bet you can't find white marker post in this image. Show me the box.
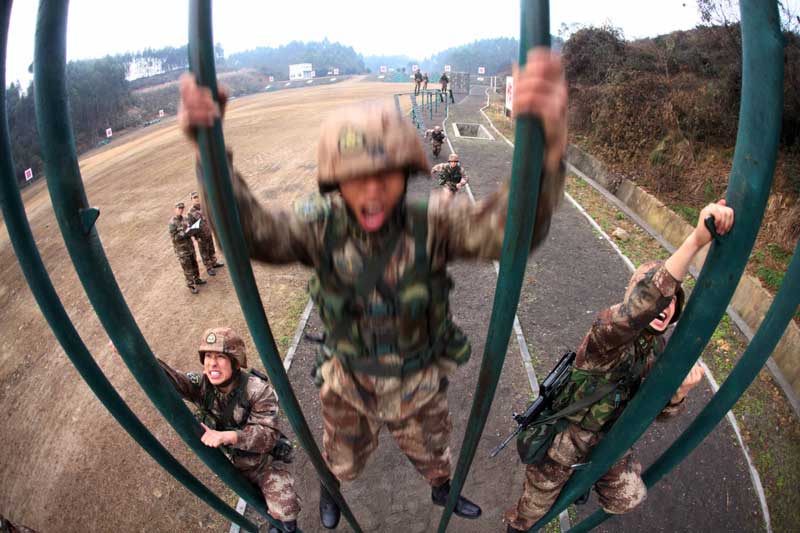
[478,66,485,74]
[24,168,33,181]
[269,75,274,82]
[158,109,164,118]
[379,66,387,73]
[444,64,451,73]
[105,128,113,138]
[412,64,419,72]
[333,68,339,76]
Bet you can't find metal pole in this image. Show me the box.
[187,1,362,531]
[528,1,784,529]
[436,1,549,531]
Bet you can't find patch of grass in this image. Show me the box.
[756,267,785,291]
[671,204,700,225]
[767,243,791,265]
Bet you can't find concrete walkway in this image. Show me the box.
[244,85,764,532]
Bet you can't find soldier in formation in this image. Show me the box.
[187,191,225,276]
[154,327,301,533]
[178,47,567,529]
[424,125,446,158]
[168,201,205,294]
[431,153,468,198]
[504,200,734,532]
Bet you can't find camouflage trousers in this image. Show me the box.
[505,423,646,530]
[320,377,452,487]
[176,252,200,287]
[431,140,443,157]
[195,233,218,270]
[239,461,301,522]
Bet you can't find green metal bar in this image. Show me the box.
[528,1,783,530]
[569,240,799,532]
[186,2,362,531]
[32,2,288,530]
[0,3,257,531]
[436,1,549,531]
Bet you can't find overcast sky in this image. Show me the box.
[6,1,709,86]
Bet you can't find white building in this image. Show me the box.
[289,63,314,80]
[126,57,166,81]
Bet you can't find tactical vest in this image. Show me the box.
[309,200,471,384]
[555,334,656,433]
[431,131,445,143]
[439,167,462,191]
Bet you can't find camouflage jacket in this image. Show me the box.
[186,204,213,239]
[168,215,195,256]
[158,359,281,470]
[430,130,446,144]
[432,163,467,192]
[198,155,563,420]
[559,264,685,432]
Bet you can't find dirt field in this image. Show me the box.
[0,78,410,532]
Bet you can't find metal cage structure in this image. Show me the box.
[0,1,793,532]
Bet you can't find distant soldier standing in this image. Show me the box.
[439,72,454,103]
[187,191,225,276]
[424,125,447,158]
[431,153,468,198]
[414,69,423,95]
[422,72,429,91]
[169,201,205,294]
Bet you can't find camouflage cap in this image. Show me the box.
[198,327,247,368]
[175,201,185,208]
[316,101,428,191]
[448,153,459,162]
[625,260,685,325]
[190,191,199,198]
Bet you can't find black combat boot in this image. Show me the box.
[188,285,198,294]
[213,261,225,268]
[319,481,341,529]
[207,268,216,276]
[431,479,482,519]
[267,519,297,533]
[195,278,207,285]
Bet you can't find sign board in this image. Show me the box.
[24,168,33,181]
[158,109,164,118]
[505,76,514,116]
[379,65,387,73]
[269,75,274,82]
[478,66,485,74]
[412,64,419,72]
[444,64,451,73]
[333,68,339,76]
[105,128,113,138]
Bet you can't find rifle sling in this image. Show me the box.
[527,380,621,428]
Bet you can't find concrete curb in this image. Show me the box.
[567,145,800,418]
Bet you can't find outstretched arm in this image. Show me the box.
[664,200,734,281]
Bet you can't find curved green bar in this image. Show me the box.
[32,1,287,529]
[569,240,799,532]
[437,1,549,531]
[187,2,361,531]
[0,3,257,531]
[528,1,784,530]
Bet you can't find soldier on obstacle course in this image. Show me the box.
[439,72,454,103]
[422,72,429,91]
[424,125,446,158]
[431,153,468,198]
[504,200,734,532]
[187,191,225,276]
[122,328,301,533]
[178,47,567,530]
[169,201,205,294]
[414,69,423,95]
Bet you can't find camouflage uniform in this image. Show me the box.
[422,73,429,90]
[187,203,219,271]
[425,129,446,158]
[196,104,563,510]
[169,212,200,288]
[439,73,454,103]
[505,262,686,530]
[158,341,301,521]
[431,162,467,193]
[414,70,423,95]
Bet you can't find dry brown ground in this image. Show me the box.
[0,78,409,532]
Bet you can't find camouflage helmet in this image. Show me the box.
[317,101,428,192]
[625,261,685,325]
[448,153,459,163]
[198,327,247,368]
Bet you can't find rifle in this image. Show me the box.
[490,351,576,458]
